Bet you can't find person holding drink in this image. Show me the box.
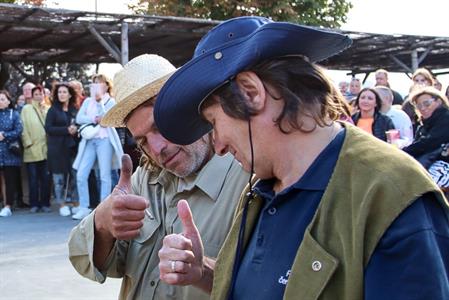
[351,87,395,142]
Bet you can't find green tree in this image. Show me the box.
[130,0,352,28]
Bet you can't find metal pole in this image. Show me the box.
[411,49,419,72]
[121,22,129,66]
[88,25,122,63]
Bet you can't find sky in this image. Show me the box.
[46,0,449,95]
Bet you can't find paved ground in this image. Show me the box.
[0,207,121,300]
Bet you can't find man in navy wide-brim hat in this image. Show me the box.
[155,16,449,300]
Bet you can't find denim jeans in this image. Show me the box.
[76,138,113,208]
[94,169,119,198]
[52,170,77,204]
[26,160,51,208]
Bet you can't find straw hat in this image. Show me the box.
[101,54,176,127]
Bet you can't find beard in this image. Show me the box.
[164,135,212,178]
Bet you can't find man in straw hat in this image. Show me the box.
[68,54,249,300]
[154,17,449,299]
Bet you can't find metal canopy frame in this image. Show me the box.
[0,3,448,76]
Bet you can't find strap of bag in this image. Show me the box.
[31,105,45,129]
[78,123,97,134]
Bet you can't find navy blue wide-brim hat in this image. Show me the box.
[154,16,352,145]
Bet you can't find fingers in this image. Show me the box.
[111,222,143,240]
[111,205,146,221]
[161,271,197,286]
[115,154,133,194]
[178,200,199,238]
[158,234,198,284]
[159,234,192,253]
[112,194,149,211]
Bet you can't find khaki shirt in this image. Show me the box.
[68,154,249,300]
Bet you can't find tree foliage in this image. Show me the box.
[0,0,45,5]
[130,0,353,28]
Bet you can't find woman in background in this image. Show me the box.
[21,85,51,213]
[0,90,23,217]
[402,68,436,133]
[72,74,123,220]
[403,87,449,168]
[45,83,79,217]
[352,87,395,141]
[411,68,435,87]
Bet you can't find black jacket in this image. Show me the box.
[45,104,78,173]
[352,111,395,142]
[392,89,404,105]
[404,106,449,159]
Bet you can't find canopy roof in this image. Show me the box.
[1,3,448,74]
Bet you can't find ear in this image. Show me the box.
[235,71,266,112]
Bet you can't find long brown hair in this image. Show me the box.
[203,56,346,133]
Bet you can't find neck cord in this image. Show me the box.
[227,118,255,299]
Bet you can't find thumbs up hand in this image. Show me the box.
[94,154,149,241]
[158,200,205,286]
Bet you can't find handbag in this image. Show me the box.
[428,160,449,188]
[8,140,22,156]
[78,123,100,140]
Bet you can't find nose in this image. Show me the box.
[148,133,168,156]
[213,136,228,156]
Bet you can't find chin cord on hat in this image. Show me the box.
[228,118,255,300]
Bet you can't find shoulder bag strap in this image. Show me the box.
[31,105,45,129]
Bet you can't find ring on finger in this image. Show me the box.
[171,260,176,273]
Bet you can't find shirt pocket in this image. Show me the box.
[134,215,161,244]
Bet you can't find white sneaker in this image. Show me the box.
[72,207,92,220]
[59,206,71,217]
[71,206,80,215]
[0,207,12,217]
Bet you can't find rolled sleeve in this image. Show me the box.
[68,212,125,283]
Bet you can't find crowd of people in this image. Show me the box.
[0,77,136,219]
[0,60,448,222]
[1,16,449,300]
[67,16,449,300]
[339,68,449,190]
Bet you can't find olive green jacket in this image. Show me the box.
[212,124,448,300]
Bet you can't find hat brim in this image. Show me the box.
[101,73,173,127]
[154,22,351,145]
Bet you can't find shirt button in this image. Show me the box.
[267,207,277,215]
[312,260,322,272]
[150,280,155,286]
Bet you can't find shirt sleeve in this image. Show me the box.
[76,98,95,125]
[68,212,129,283]
[365,193,449,300]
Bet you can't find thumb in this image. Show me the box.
[178,200,199,239]
[116,154,133,193]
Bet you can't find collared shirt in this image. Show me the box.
[232,129,345,300]
[233,127,449,300]
[68,153,249,300]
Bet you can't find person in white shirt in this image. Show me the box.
[375,86,413,148]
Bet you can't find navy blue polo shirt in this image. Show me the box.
[232,129,449,299]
